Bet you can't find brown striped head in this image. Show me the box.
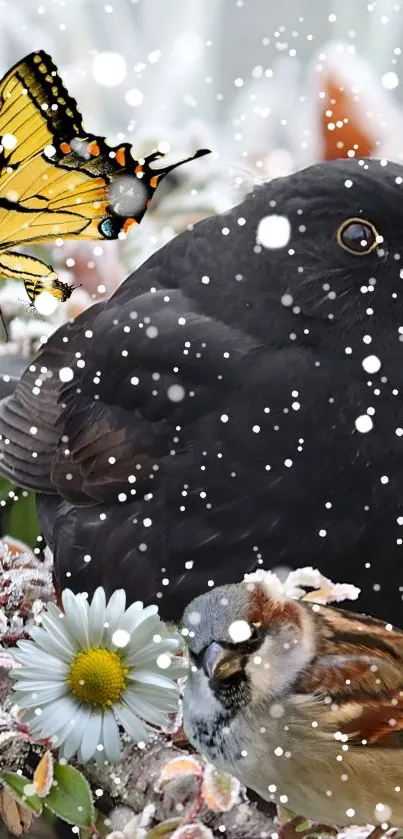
[182,582,317,706]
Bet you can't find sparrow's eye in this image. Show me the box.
[336,218,379,255]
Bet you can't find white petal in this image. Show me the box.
[125,639,179,668]
[27,626,74,662]
[156,659,186,680]
[126,684,178,711]
[46,602,63,618]
[62,590,90,648]
[12,680,65,693]
[13,639,39,654]
[122,689,169,727]
[13,684,66,706]
[52,716,77,748]
[112,601,143,637]
[30,695,79,737]
[61,707,94,759]
[14,639,62,661]
[11,664,68,681]
[128,670,177,691]
[88,588,106,647]
[128,614,160,650]
[113,702,148,742]
[104,589,126,636]
[39,611,77,652]
[78,712,103,762]
[135,604,158,621]
[101,710,121,761]
[12,646,68,676]
[20,708,39,727]
[12,646,66,670]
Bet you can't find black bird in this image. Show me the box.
[1,157,403,624]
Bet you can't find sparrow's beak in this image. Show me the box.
[203,642,244,680]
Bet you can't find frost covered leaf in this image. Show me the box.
[170,824,214,839]
[0,648,17,669]
[43,762,94,827]
[33,750,53,797]
[0,786,33,835]
[244,566,360,605]
[0,609,8,640]
[0,772,42,815]
[201,763,241,812]
[285,568,360,604]
[0,729,23,748]
[1,536,33,556]
[156,755,202,790]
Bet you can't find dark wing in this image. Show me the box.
[0,216,262,500]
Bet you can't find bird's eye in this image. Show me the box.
[336,218,379,255]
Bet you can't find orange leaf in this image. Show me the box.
[156,756,202,790]
[201,763,241,813]
[321,75,376,161]
[33,751,53,798]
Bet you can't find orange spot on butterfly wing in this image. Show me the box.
[150,175,159,189]
[60,142,71,155]
[123,218,137,234]
[88,141,100,156]
[114,147,126,167]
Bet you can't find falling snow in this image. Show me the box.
[256,215,291,249]
[92,51,127,86]
[228,619,252,642]
[355,415,374,433]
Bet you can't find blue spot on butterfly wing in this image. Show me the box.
[99,216,122,239]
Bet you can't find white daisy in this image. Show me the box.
[10,587,183,763]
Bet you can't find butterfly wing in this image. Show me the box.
[0,50,84,168]
[0,51,210,246]
[0,251,60,304]
[0,51,210,305]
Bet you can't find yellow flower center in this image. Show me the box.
[67,648,129,707]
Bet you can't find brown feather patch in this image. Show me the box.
[247,584,303,630]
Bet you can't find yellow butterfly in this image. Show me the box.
[0,50,210,306]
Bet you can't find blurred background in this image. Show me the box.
[1,0,403,544]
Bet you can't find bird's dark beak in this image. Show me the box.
[203,642,244,680]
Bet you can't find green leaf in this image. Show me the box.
[0,771,43,815]
[147,819,181,838]
[5,488,39,547]
[43,763,94,827]
[0,478,13,504]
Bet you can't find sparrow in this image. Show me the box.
[182,579,403,829]
[2,157,403,622]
